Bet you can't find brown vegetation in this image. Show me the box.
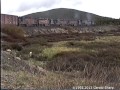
[1,27,120,89]
[1,25,26,42]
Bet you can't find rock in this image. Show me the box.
[29,52,33,57]
[15,57,21,60]
[6,49,11,52]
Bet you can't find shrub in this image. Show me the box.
[2,25,26,40]
[11,44,23,51]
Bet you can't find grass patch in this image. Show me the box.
[26,37,49,46]
[65,38,120,50]
[11,71,108,89]
[17,44,46,60]
[42,47,80,59]
[95,36,120,42]
[2,35,120,89]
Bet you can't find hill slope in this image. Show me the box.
[23,8,111,21]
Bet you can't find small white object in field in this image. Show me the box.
[15,57,21,60]
[6,49,11,52]
[29,52,33,57]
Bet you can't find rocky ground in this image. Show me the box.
[22,25,120,36]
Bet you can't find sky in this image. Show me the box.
[1,0,120,19]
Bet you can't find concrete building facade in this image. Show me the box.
[1,14,18,26]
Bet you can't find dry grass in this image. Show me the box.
[2,25,26,41]
[95,36,120,42]
[44,36,120,88]
[1,33,120,89]
[1,70,107,89]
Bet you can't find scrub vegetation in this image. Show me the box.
[1,26,120,89]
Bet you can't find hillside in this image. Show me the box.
[23,8,112,21]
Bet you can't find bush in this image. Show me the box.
[11,44,23,51]
[2,25,26,40]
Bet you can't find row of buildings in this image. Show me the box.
[1,14,95,27]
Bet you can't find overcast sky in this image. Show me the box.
[1,0,120,19]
